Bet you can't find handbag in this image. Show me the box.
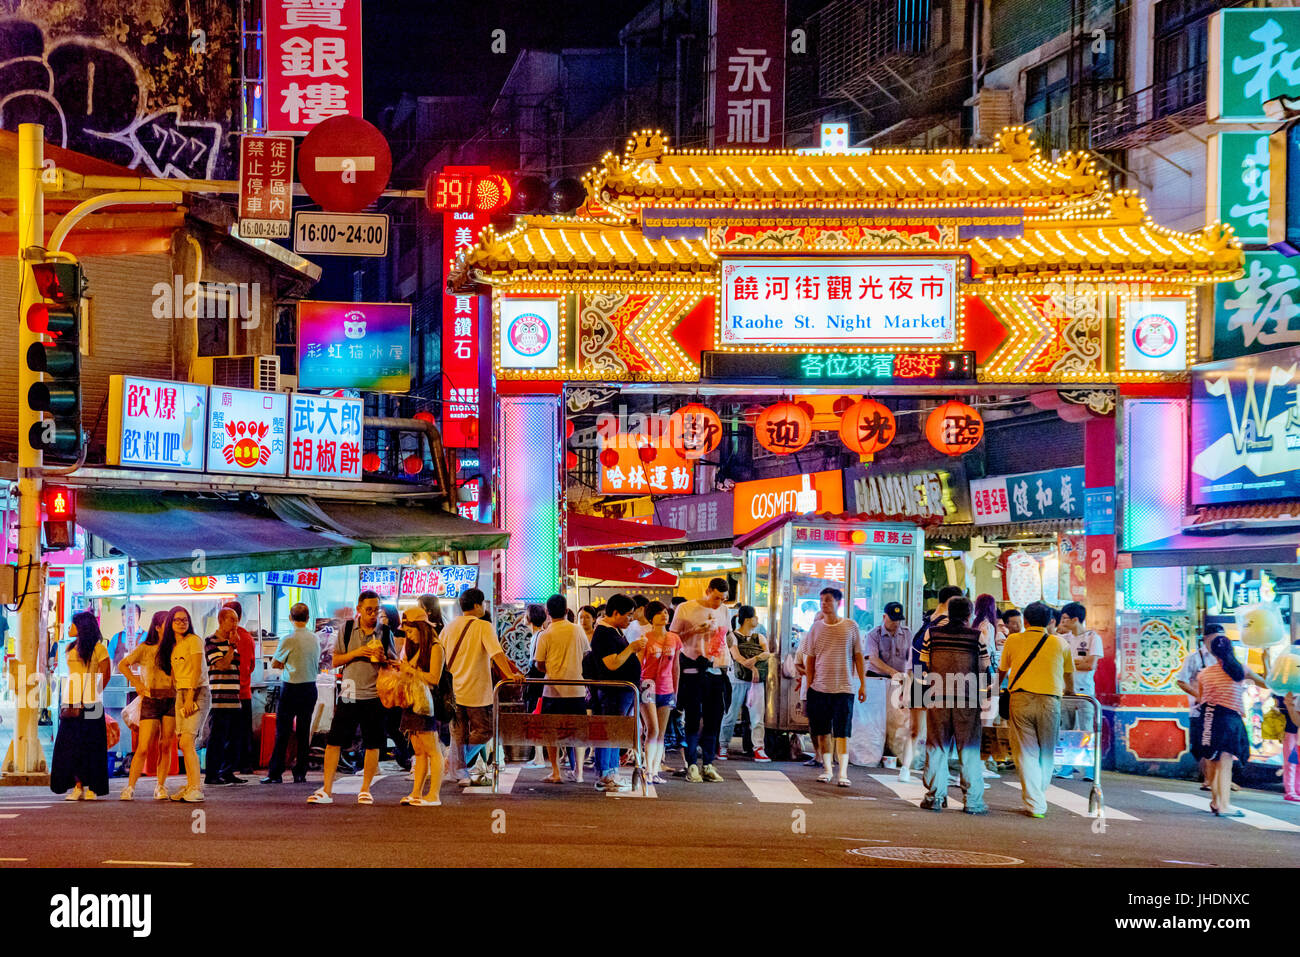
[435,620,471,722]
[999,632,1050,721]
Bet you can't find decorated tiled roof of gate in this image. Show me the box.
[585,127,1109,210]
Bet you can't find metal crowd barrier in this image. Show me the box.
[1060,692,1105,818]
[489,678,646,795]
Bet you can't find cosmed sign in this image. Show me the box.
[207,386,288,477]
[108,376,209,472]
[720,258,958,347]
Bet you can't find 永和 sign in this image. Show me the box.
[359,565,399,599]
[720,258,959,347]
[237,135,294,239]
[399,565,478,599]
[1208,132,1271,245]
[297,300,412,392]
[289,393,363,481]
[83,560,127,597]
[108,376,209,472]
[1123,298,1189,372]
[1208,8,1300,123]
[711,0,786,147]
[499,297,560,370]
[1213,251,1300,359]
[207,386,288,477]
[264,0,363,134]
[266,569,322,589]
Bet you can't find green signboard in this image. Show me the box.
[1214,250,1300,358]
[1208,132,1271,244]
[1209,8,1300,123]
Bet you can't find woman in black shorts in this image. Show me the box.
[399,618,445,807]
[117,611,175,801]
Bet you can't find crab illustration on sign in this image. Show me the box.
[223,420,272,468]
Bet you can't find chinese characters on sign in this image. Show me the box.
[266,569,322,589]
[207,386,289,477]
[237,135,294,239]
[83,561,128,597]
[264,0,363,133]
[711,0,786,146]
[972,467,1086,524]
[297,300,412,392]
[1213,251,1300,359]
[970,476,1012,523]
[399,565,478,599]
[131,570,264,595]
[109,376,208,472]
[1209,132,1271,245]
[1208,8,1300,123]
[288,394,363,481]
[721,258,959,346]
[441,166,491,448]
[654,492,734,542]
[359,565,399,600]
[599,436,695,496]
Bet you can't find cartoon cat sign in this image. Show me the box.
[499,297,560,370]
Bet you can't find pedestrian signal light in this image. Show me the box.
[42,485,75,521]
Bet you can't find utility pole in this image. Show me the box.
[3,123,48,783]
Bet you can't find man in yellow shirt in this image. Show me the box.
[998,602,1074,818]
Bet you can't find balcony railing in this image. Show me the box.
[1024,104,1071,157]
[1089,63,1206,151]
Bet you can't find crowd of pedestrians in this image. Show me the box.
[42,579,1299,820]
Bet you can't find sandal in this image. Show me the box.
[400,795,417,805]
[543,775,563,784]
[357,790,374,805]
[1218,808,1245,818]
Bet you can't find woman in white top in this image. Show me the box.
[117,611,175,801]
[50,611,112,800]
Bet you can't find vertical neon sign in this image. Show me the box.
[440,165,490,448]
[1123,398,1188,610]
[500,394,560,601]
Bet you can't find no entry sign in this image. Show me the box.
[297,115,392,213]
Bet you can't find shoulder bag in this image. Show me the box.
[434,619,471,722]
[998,633,1050,721]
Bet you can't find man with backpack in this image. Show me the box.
[998,601,1075,818]
[308,590,395,805]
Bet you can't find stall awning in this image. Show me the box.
[569,550,678,587]
[76,490,372,580]
[567,511,686,550]
[1122,530,1300,569]
[266,496,509,553]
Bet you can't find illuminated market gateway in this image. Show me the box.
[449,126,1242,761]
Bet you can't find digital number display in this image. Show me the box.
[428,172,511,213]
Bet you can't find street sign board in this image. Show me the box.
[1207,131,1271,245]
[297,115,392,213]
[293,211,388,256]
[237,135,294,239]
[264,0,363,134]
[1208,8,1300,122]
[107,375,208,472]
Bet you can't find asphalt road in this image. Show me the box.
[1,757,1297,868]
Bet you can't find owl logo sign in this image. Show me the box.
[500,298,560,370]
[1123,299,1188,372]
[507,313,550,357]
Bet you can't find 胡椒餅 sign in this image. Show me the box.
[297,301,412,392]
[289,393,363,480]
[970,467,1086,524]
[843,463,971,525]
[720,258,959,348]
[108,376,209,472]
[1191,345,1300,505]
[399,565,478,599]
[264,0,363,133]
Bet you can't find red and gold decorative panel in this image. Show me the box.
[975,286,1110,382]
[573,290,713,382]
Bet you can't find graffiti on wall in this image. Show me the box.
[0,13,234,178]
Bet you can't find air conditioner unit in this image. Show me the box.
[191,355,280,392]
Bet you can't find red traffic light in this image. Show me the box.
[31,262,84,304]
[41,484,75,521]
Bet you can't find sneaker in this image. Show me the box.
[685,764,703,783]
[1027,810,1046,819]
[181,788,204,803]
[260,776,283,785]
[716,748,729,761]
[120,785,135,801]
[964,805,989,815]
[982,767,1000,779]
[221,774,248,786]
[169,787,191,802]
[1286,795,1300,802]
[702,764,723,783]
[64,785,83,802]
[919,796,946,811]
[595,776,627,792]
[153,783,168,801]
[898,768,912,784]
[753,748,771,763]
[803,757,821,767]
[306,788,333,804]
[81,789,97,801]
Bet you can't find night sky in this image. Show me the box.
[363,0,654,110]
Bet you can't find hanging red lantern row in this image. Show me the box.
[565,450,579,470]
[925,400,984,455]
[637,444,657,463]
[839,398,896,457]
[403,454,425,475]
[832,396,855,416]
[413,410,435,424]
[598,447,619,468]
[754,401,812,455]
[669,403,723,460]
[362,452,382,472]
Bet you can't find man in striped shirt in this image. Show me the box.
[204,608,246,787]
[918,596,990,813]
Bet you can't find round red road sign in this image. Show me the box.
[297,115,393,213]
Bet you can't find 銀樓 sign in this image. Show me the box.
[721,258,959,347]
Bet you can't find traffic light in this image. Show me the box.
[40,484,75,550]
[26,261,85,462]
[426,170,513,214]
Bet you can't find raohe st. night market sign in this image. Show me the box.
[720,258,959,348]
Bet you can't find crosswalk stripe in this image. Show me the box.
[738,769,812,804]
[1004,781,1140,820]
[869,773,964,808]
[331,773,388,795]
[607,783,657,798]
[464,767,520,794]
[1142,790,1300,832]
[0,814,18,819]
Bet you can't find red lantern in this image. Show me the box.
[566,450,579,470]
[925,400,984,455]
[403,454,425,475]
[796,400,816,422]
[669,403,723,460]
[362,452,382,472]
[599,447,619,468]
[413,410,435,424]
[637,445,657,463]
[754,401,812,455]
[832,396,855,416]
[839,398,896,457]
[565,420,575,439]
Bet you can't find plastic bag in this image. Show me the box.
[105,716,121,750]
[376,667,402,709]
[406,675,435,716]
[121,696,142,731]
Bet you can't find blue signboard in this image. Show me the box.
[1005,467,1087,523]
[1084,486,1116,536]
[1191,346,1300,505]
